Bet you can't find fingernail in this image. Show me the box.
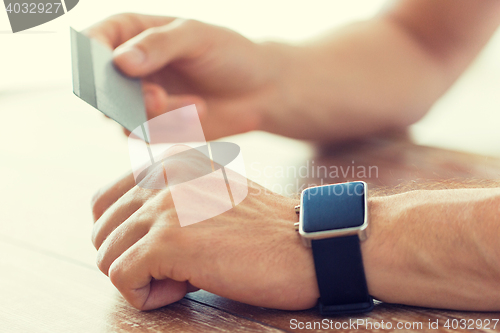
[114,46,146,66]
[144,90,156,112]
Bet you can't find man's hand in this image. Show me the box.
[84,14,288,140]
[90,143,500,311]
[90,145,319,311]
[83,2,500,143]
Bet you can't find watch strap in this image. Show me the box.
[311,234,374,315]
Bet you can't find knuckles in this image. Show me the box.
[107,12,142,30]
[90,188,106,222]
[141,26,165,40]
[138,18,203,44]
[107,254,150,311]
[85,13,139,40]
[175,18,202,30]
[95,249,109,275]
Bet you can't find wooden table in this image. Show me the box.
[1,86,500,332]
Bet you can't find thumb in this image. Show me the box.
[113,19,209,77]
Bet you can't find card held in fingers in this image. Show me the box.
[70,27,150,142]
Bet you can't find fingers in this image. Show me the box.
[155,94,207,119]
[142,279,188,310]
[85,14,211,136]
[122,128,132,137]
[91,145,188,248]
[91,188,149,250]
[142,82,206,122]
[91,172,137,222]
[108,237,188,310]
[113,19,210,77]
[83,13,176,49]
[95,210,151,275]
[142,82,169,117]
[187,283,200,293]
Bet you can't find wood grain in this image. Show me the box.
[0,240,285,333]
[187,291,500,333]
[1,88,500,332]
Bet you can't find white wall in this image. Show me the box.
[1,0,499,156]
[0,0,386,90]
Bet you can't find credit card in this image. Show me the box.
[70,27,149,141]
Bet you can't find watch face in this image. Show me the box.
[301,182,366,233]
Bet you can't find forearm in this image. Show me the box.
[259,0,500,142]
[364,187,500,310]
[262,19,444,141]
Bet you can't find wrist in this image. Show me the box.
[361,195,401,304]
[363,189,500,310]
[255,41,305,134]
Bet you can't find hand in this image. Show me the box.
[90,145,319,310]
[91,143,500,313]
[84,13,289,140]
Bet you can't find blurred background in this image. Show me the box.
[1,0,500,156]
[1,0,499,264]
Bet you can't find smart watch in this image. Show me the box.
[295,181,374,315]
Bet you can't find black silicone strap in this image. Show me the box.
[311,235,374,315]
